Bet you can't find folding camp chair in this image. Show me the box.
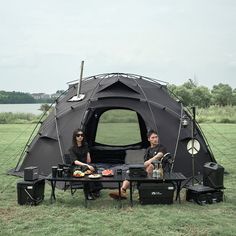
[63,154,83,195]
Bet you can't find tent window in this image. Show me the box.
[95,109,141,146]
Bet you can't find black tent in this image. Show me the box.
[12,73,215,177]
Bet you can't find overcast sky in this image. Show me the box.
[0,0,235,93]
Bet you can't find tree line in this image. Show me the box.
[1,82,235,107]
[0,91,54,104]
[168,80,235,108]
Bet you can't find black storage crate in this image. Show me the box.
[186,184,223,205]
[17,179,45,205]
[24,166,39,181]
[138,182,175,205]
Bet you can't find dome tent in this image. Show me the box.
[11,73,216,178]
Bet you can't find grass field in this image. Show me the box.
[0,123,236,236]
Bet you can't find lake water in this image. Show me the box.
[0,104,47,115]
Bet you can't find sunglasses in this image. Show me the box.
[76,133,84,137]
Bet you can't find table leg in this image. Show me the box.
[83,183,88,208]
[175,181,181,203]
[50,180,56,203]
[130,181,133,207]
[118,182,121,208]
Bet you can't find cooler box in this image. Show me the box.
[138,182,175,205]
[17,179,45,205]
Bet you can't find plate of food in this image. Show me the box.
[73,170,85,178]
[84,169,92,175]
[88,174,102,179]
[102,169,114,177]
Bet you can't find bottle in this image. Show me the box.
[152,168,158,178]
[156,168,161,179]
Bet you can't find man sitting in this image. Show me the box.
[109,129,167,199]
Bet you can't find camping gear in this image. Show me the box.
[17,179,45,205]
[10,73,216,178]
[138,182,175,205]
[129,164,147,178]
[24,166,39,181]
[203,162,224,189]
[186,184,224,205]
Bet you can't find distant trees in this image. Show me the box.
[0,90,65,104]
[211,84,233,106]
[168,81,235,108]
[0,91,35,104]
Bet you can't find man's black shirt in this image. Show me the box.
[144,144,167,162]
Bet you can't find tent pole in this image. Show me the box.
[77,60,84,97]
[54,104,64,162]
[171,103,184,172]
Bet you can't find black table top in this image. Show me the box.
[127,172,187,182]
[46,172,186,183]
[46,173,125,182]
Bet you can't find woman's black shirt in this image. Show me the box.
[69,142,89,164]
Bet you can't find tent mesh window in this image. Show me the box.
[95,109,141,146]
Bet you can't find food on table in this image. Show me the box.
[73,170,85,177]
[84,169,92,175]
[102,169,114,176]
[88,174,102,179]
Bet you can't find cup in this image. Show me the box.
[58,163,64,169]
[57,168,63,178]
[52,166,58,178]
[116,169,122,175]
[63,166,71,177]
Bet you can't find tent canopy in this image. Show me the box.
[12,73,215,177]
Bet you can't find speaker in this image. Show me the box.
[203,162,224,189]
[24,166,39,181]
[17,179,45,205]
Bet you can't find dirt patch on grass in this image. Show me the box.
[0,207,20,222]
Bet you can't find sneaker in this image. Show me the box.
[109,190,127,200]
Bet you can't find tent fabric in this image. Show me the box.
[12,73,216,177]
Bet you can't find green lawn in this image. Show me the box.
[0,123,236,236]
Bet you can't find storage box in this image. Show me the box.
[186,184,223,205]
[24,166,39,181]
[138,183,175,205]
[129,164,147,177]
[17,179,45,205]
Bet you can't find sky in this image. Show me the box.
[0,0,236,94]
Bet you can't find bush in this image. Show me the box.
[0,112,41,124]
[196,106,236,123]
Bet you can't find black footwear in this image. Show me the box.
[93,191,100,198]
[86,193,95,200]
[109,190,127,200]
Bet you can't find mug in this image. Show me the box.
[52,166,58,178]
[116,169,122,175]
[57,168,63,178]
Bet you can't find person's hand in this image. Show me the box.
[87,165,95,172]
[144,160,152,167]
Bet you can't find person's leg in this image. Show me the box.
[109,180,129,199]
[121,180,130,192]
[83,183,95,200]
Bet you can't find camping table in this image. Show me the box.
[126,172,187,207]
[46,174,125,208]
